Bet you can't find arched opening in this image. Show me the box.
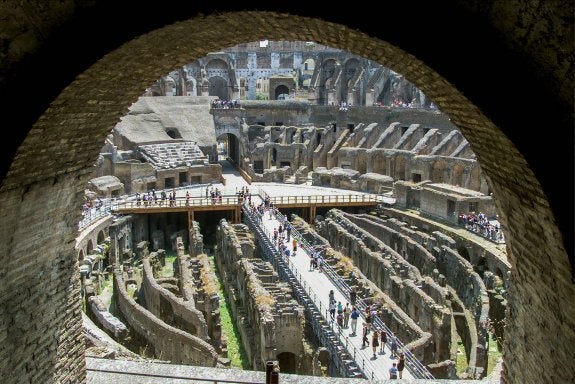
[457,246,471,262]
[165,128,182,139]
[316,348,331,376]
[431,160,446,183]
[217,133,239,166]
[0,6,572,384]
[208,76,228,100]
[97,230,105,244]
[452,163,465,187]
[277,352,296,374]
[86,239,94,255]
[274,84,290,100]
[319,59,338,105]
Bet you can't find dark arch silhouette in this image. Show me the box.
[0,3,572,384]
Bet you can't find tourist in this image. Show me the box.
[371,329,379,358]
[350,307,359,335]
[343,303,350,328]
[329,290,335,304]
[389,362,398,379]
[349,287,357,306]
[362,322,369,347]
[329,301,336,319]
[390,333,398,358]
[380,329,387,354]
[365,310,372,334]
[336,311,343,328]
[337,301,343,315]
[397,352,405,379]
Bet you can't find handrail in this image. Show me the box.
[272,210,434,380]
[112,195,241,210]
[242,206,362,378]
[87,366,264,383]
[266,194,379,206]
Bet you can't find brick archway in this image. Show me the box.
[0,4,572,384]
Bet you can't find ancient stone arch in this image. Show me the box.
[452,162,465,187]
[0,4,572,384]
[468,165,482,192]
[87,239,94,255]
[431,159,447,183]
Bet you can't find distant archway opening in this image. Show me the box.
[275,85,290,100]
[277,352,296,374]
[217,133,239,165]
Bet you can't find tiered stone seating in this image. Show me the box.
[138,142,208,169]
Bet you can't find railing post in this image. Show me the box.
[265,361,274,384]
[270,371,279,384]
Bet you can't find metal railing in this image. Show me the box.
[264,194,379,206]
[258,207,434,380]
[112,195,242,210]
[87,366,264,383]
[242,206,362,378]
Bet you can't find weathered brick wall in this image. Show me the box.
[113,269,220,367]
[380,207,512,278]
[140,257,209,339]
[0,176,88,384]
[0,2,572,384]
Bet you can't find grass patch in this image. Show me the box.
[158,254,177,277]
[209,255,250,369]
[455,337,468,375]
[487,332,503,374]
[455,333,502,376]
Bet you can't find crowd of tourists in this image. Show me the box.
[248,194,409,380]
[135,189,176,207]
[211,99,241,109]
[327,287,407,379]
[458,211,505,243]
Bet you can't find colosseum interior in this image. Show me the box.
[0,2,572,384]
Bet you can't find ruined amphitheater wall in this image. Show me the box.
[317,217,447,353]
[215,220,308,373]
[341,212,437,276]
[379,207,511,279]
[340,210,489,371]
[113,269,221,367]
[141,257,209,339]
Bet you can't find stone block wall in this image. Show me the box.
[113,269,221,367]
[337,210,489,375]
[141,256,209,339]
[380,207,511,281]
[215,220,306,373]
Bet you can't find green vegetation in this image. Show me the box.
[455,337,468,375]
[159,254,177,277]
[487,332,503,374]
[455,333,503,376]
[209,255,250,369]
